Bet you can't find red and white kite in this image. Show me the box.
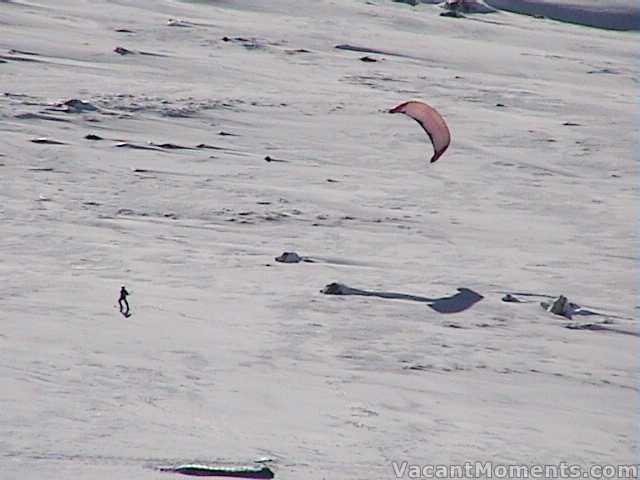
[389,101,451,163]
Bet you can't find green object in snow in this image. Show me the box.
[159,464,275,478]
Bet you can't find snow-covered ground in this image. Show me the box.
[1,0,637,478]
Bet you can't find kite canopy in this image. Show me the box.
[389,100,451,163]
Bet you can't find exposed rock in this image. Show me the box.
[541,295,575,318]
[440,0,496,14]
[321,282,352,294]
[167,18,192,27]
[114,46,134,55]
[275,251,303,263]
[501,293,521,303]
[30,137,66,145]
[57,99,98,112]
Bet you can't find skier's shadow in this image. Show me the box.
[321,283,483,314]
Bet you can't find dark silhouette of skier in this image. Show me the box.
[119,285,131,317]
